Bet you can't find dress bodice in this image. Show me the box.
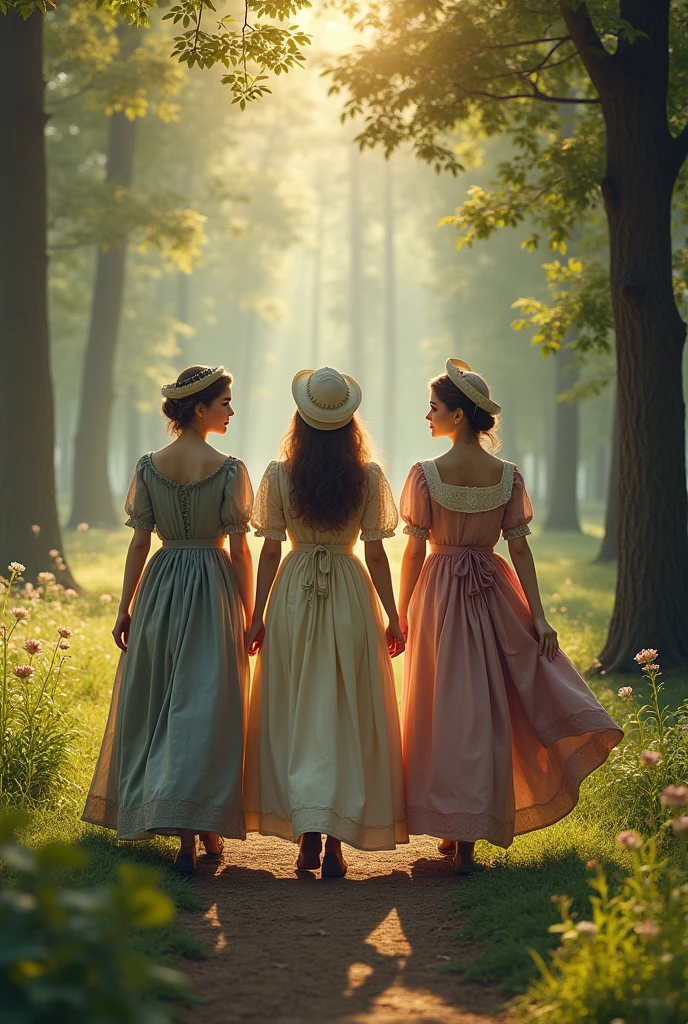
[251,460,398,546]
[124,453,253,542]
[400,460,532,548]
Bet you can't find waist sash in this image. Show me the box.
[161,538,227,550]
[428,543,496,594]
[290,542,356,638]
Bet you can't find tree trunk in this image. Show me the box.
[383,159,397,479]
[124,400,141,493]
[0,12,77,587]
[590,7,688,669]
[349,146,364,382]
[595,397,619,563]
[545,342,581,531]
[69,29,138,528]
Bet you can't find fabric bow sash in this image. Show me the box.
[450,547,496,596]
[301,545,332,637]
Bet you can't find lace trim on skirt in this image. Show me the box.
[82,794,246,841]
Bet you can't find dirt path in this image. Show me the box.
[181,834,513,1024]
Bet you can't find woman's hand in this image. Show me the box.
[112,610,131,652]
[246,619,265,657]
[534,616,559,661]
[399,613,409,643]
[386,620,405,658]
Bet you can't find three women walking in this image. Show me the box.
[83,359,622,876]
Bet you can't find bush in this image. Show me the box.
[0,563,79,805]
[0,811,189,1023]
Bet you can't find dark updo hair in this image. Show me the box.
[429,373,501,451]
[162,365,233,434]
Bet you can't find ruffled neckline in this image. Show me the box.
[144,452,234,489]
[421,460,515,513]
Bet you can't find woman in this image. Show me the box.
[244,366,408,877]
[83,365,254,874]
[399,359,622,874]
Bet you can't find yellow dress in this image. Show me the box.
[244,461,408,850]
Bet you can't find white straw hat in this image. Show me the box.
[161,365,226,399]
[445,359,501,415]
[291,366,362,431]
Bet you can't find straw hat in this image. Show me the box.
[291,366,362,431]
[161,365,226,399]
[445,359,501,415]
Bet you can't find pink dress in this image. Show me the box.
[400,460,622,848]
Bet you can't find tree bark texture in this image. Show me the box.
[69,27,139,528]
[545,343,581,532]
[564,3,688,668]
[0,12,77,587]
[595,397,619,563]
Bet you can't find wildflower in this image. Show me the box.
[560,606,568,613]
[586,859,598,870]
[58,639,70,651]
[64,589,77,599]
[634,920,660,938]
[56,558,66,572]
[565,578,572,587]
[100,594,112,604]
[31,525,40,535]
[641,751,660,766]
[24,582,34,593]
[57,627,72,639]
[76,523,89,533]
[552,592,561,601]
[48,549,59,559]
[22,639,42,655]
[13,664,34,679]
[11,608,29,621]
[37,572,56,585]
[661,785,688,808]
[618,686,633,701]
[576,921,598,937]
[618,830,643,850]
[634,648,658,665]
[671,817,688,835]
[8,562,25,574]
[644,663,661,676]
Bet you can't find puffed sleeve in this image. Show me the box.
[360,463,398,541]
[221,459,253,534]
[251,461,287,541]
[501,466,533,540]
[124,457,155,530]
[400,463,431,539]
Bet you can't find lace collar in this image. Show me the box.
[421,460,515,513]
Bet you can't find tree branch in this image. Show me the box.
[457,83,600,105]
[559,1,613,95]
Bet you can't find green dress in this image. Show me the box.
[82,453,253,840]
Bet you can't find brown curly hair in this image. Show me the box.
[161,365,233,434]
[280,412,372,532]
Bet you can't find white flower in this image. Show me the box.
[31,525,40,536]
[576,921,598,937]
[618,686,633,701]
[76,523,89,533]
[634,648,658,665]
[634,920,660,938]
[100,594,112,605]
[8,562,25,574]
[48,549,59,559]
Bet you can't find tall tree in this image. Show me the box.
[0,10,76,585]
[331,1,688,670]
[545,342,582,532]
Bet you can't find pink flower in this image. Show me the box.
[671,816,688,835]
[644,663,661,676]
[58,639,70,651]
[31,525,40,535]
[56,559,66,572]
[13,664,34,679]
[618,686,633,701]
[641,751,660,766]
[8,562,25,574]
[37,572,56,585]
[48,549,59,559]
[64,589,77,599]
[57,627,72,639]
[618,830,643,851]
[11,608,29,621]
[634,649,658,665]
[22,639,42,655]
[76,523,89,533]
[634,920,660,938]
[661,785,688,808]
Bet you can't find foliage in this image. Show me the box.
[594,653,688,837]
[0,811,188,1023]
[5,0,313,108]
[0,565,79,808]
[516,816,688,1023]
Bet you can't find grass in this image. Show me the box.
[6,513,687,1000]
